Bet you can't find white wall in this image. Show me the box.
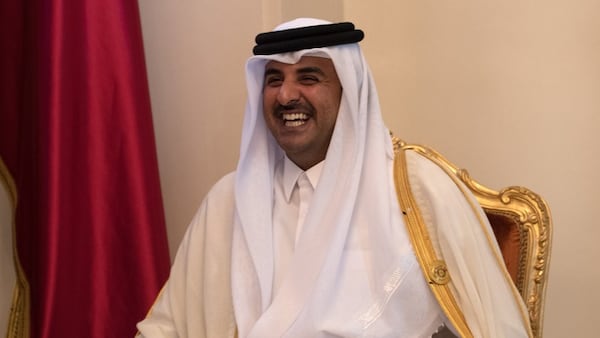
[139,1,600,336]
[139,0,263,253]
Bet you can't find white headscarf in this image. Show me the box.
[232,18,440,337]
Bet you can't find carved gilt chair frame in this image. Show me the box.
[401,142,552,338]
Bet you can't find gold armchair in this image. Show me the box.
[472,181,551,338]
[402,142,553,338]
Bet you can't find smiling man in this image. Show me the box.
[137,18,532,338]
[262,56,341,170]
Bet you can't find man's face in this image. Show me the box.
[262,56,342,170]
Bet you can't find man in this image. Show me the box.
[137,18,532,337]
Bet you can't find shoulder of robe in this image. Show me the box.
[208,171,236,199]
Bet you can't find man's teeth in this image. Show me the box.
[286,120,305,127]
[282,113,308,127]
[282,113,308,121]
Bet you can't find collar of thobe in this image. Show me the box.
[282,157,324,202]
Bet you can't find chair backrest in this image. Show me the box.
[408,143,553,338]
[0,162,17,338]
[474,183,552,338]
[1,159,29,338]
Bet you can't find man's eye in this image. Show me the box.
[299,76,319,84]
[265,77,283,87]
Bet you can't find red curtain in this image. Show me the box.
[0,0,171,337]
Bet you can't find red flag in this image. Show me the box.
[0,0,171,337]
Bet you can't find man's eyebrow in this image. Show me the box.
[297,67,325,76]
[264,68,282,78]
[263,66,326,79]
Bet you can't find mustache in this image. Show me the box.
[274,101,315,116]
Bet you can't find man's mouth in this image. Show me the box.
[282,112,309,127]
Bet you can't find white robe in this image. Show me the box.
[136,148,531,338]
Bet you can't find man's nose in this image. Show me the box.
[277,81,300,105]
